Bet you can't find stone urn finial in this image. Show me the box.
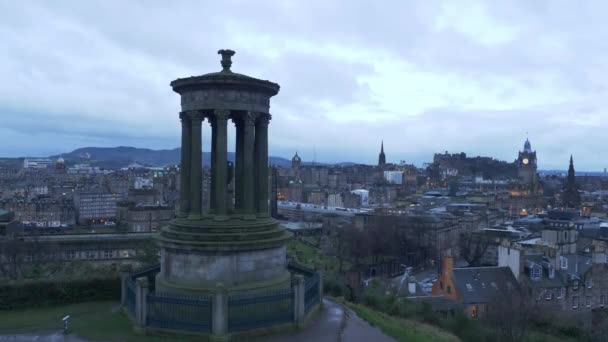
[218,49,236,72]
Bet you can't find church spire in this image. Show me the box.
[563,154,580,208]
[378,140,386,167]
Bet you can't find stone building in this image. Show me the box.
[116,202,174,232]
[74,192,122,224]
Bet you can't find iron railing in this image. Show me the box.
[146,292,212,332]
[228,288,294,331]
[304,273,320,314]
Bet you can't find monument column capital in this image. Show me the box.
[186,110,205,122]
[243,111,258,126]
[213,109,231,121]
[256,113,271,126]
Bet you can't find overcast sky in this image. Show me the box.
[0,1,606,170]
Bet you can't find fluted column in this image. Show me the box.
[179,112,191,217]
[209,118,216,211]
[255,114,270,216]
[243,112,257,216]
[188,112,203,219]
[213,109,230,217]
[233,117,244,211]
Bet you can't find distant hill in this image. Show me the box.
[50,146,292,168]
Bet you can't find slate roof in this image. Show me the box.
[452,266,519,304]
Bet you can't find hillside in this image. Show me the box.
[50,146,292,168]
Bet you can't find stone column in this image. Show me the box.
[179,112,191,217]
[209,118,216,211]
[213,109,230,218]
[242,111,257,216]
[189,112,203,219]
[212,283,228,336]
[135,277,149,327]
[293,274,305,326]
[233,117,244,211]
[255,114,270,216]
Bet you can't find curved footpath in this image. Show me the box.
[0,299,394,342]
[261,299,396,342]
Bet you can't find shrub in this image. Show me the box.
[0,277,120,310]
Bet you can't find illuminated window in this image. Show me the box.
[471,305,478,318]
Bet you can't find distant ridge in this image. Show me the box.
[48,146,292,168]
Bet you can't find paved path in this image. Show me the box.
[260,299,395,342]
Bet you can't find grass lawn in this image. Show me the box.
[287,238,348,272]
[344,301,461,342]
[0,301,202,341]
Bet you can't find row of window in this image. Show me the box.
[23,249,136,262]
[571,295,606,309]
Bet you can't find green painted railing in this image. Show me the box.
[146,292,212,332]
[228,287,294,331]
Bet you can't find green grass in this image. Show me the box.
[287,238,348,272]
[344,301,461,342]
[0,301,202,341]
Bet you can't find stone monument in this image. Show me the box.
[155,49,292,295]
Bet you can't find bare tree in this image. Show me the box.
[459,232,491,266]
[485,280,535,341]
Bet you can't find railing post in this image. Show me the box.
[318,273,324,308]
[212,283,228,337]
[294,274,305,326]
[120,272,129,307]
[135,277,149,327]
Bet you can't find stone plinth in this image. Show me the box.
[155,216,291,295]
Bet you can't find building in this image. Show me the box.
[351,189,369,206]
[517,138,537,187]
[116,202,174,232]
[384,171,404,185]
[22,158,53,170]
[378,141,386,167]
[74,192,122,224]
[432,256,520,318]
[562,155,581,208]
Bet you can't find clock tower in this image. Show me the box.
[517,138,537,186]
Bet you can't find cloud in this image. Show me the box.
[0,0,607,170]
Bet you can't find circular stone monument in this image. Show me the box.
[155,49,292,295]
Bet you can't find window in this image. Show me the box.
[545,291,553,301]
[85,251,97,259]
[561,257,568,270]
[600,295,605,306]
[67,251,77,260]
[103,250,113,259]
[573,280,579,290]
[573,296,579,309]
[531,266,541,280]
[558,288,565,299]
[447,285,452,294]
[587,279,593,289]
[440,281,444,290]
[471,305,478,318]
[586,296,591,307]
[549,267,555,279]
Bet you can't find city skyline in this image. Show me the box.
[1,1,608,169]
